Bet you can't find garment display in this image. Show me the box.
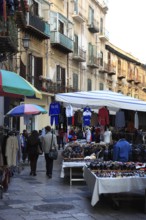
[115,109,125,129]
[98,107,109,126]
[5,135,19,166]
[85,129,91,143]
[134,111,139,129]
[103,130,112,144]
[49,101,61,126]
[83,106,92,126]
[66,104,73,117]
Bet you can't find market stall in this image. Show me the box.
[55,90,146,112]
[83,161,146,212]
[55,91,146,186]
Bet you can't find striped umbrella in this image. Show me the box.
[6,104,47,116]
[0,69,42,99]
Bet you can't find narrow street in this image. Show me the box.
[0,151,146,220]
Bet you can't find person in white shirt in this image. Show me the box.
[85,127,91,143]
[103,126,112,144]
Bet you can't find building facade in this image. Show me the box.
[0,0,146,131]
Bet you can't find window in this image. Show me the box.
[100,18,103,34]
[100,51,103,66]
[31,0,39,16]
[74,34,78,54]
[88,43,93,62]
[73,73,78,90]
[87,79,92,91]
[88,6,94,25]
[58,20,64,34]
[99,83,104,90]
[56,65,66,92]
[74,0,78,14]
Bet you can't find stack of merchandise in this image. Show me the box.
[87,160,146,178]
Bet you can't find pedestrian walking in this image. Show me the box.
[58,128,65,150]
[41,126,58,178]
[20,130,28,163]
[27,130,42,176]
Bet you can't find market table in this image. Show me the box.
[60,161,87,185]
[83,166,146,211]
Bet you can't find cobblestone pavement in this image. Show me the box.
[0,151,146,220]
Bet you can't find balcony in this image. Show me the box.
[99,28,109,41]
[88,19,99,33]
[127,71,134,83]
[134,76,141,84]
[72,46,86,62]
[16,13,50,39]
[0,17,18,54]
[107,64,116,75]
[87,56,100,68]
[102,0,109,13]
[50,32,73,53]
[72,10,85,23]
[118,69,126,79]
[41,81,78,94]
[50,12,73,53]
[25,13,50,39]
[99,62,109,73]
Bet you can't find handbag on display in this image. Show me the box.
[48,133,58,160]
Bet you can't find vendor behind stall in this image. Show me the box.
[113,133,132,162]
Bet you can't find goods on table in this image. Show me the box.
[87,160,146,178]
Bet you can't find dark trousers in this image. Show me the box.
[58,136,64,149]
[29,154,38,174]
[21,147,28,162]
[45,154,54,176]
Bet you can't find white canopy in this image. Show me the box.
[55,90,146,112]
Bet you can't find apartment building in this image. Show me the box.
[0,0,146,130]
[105,42,146,101]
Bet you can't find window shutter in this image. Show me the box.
[34,57,43,90]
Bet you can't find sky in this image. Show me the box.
[106,0,146,63]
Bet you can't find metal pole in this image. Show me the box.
[26,49,28,81]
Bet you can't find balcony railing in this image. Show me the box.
[134,76,141,84]
[50,32,73,53]
[87,56,100,68]
[118,69,126,79]
[88,19,99,33]
[41,83,78,94]
[99,62,109,73]
[72,9,85,23]
[127,71,135,82]
[107,64,116,75]
[26,13,50,39]
[0,17,18,53]
[72,46,86,62]
[99,28,109,41]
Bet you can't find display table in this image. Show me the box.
[83,166,146,210]
[60,161,87,185]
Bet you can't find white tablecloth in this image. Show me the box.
[83,166,146,206]
[60,161,86,178]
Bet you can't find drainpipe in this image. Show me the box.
[67,0,69,91]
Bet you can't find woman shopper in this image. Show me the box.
[41,126,58,178]
[27,130,41,176]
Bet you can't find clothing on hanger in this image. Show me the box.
[98,107,109,126]
[134,111,139,130]
[83,106,92,126]
[49,101,61,126]
[115,109,125,129]
[66,104,73,117]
